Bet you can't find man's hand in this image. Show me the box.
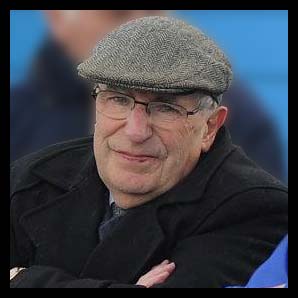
[136,260,176,288]
[10,267,26,281]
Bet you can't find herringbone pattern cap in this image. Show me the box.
[78,16,233,100]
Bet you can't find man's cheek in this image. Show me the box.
[95,118,117,137]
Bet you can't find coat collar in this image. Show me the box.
[79,204,165,282]
[31,140,96,192]
[152,126,235,207]
[20,169,110,276]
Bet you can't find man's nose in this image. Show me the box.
[124,105,153,143]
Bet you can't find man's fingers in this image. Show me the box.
[150,262,175,275]
[136,261,176,287]
[142,271,171,288]
[10,267,26,281]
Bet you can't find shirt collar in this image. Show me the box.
[109,192,115,206]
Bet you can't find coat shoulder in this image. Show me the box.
[10,136,94,196]
[210,145,288,194]
[200,145,288,215]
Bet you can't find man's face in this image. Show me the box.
[93,87,210,207]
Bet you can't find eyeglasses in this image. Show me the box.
[91,87,206,126]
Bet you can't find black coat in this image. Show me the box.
[10,127,288,288]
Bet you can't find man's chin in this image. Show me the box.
[108,173,159,195]
[99,159,163,195]
[112,181,155,195]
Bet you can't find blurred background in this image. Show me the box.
[10,10,288,184]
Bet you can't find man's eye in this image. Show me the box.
[108,97,130,105]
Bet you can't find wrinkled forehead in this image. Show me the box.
[97,83,199,103]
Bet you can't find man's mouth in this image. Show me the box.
[114,150,158,162]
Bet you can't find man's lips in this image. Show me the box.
[114,150,158,162]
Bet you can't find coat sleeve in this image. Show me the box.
[10,224,145,288]
[10,195,144,288]
[152,188,288,288]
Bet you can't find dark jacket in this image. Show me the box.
[10,38,93,163]
[10,38,286,183]
[10,127,288,288]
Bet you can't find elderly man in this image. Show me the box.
[10,16,288,288]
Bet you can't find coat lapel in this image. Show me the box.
[20,155,109,275]
[152,126,235,208]
[80,204,165,283]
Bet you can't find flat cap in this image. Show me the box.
[77,16,233,102]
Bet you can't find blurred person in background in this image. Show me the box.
[10,10,286,183]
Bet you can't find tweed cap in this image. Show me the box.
[77,16,233,102]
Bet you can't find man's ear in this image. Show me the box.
[201,106,228,152]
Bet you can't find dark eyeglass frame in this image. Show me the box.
[91,88,207,117]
